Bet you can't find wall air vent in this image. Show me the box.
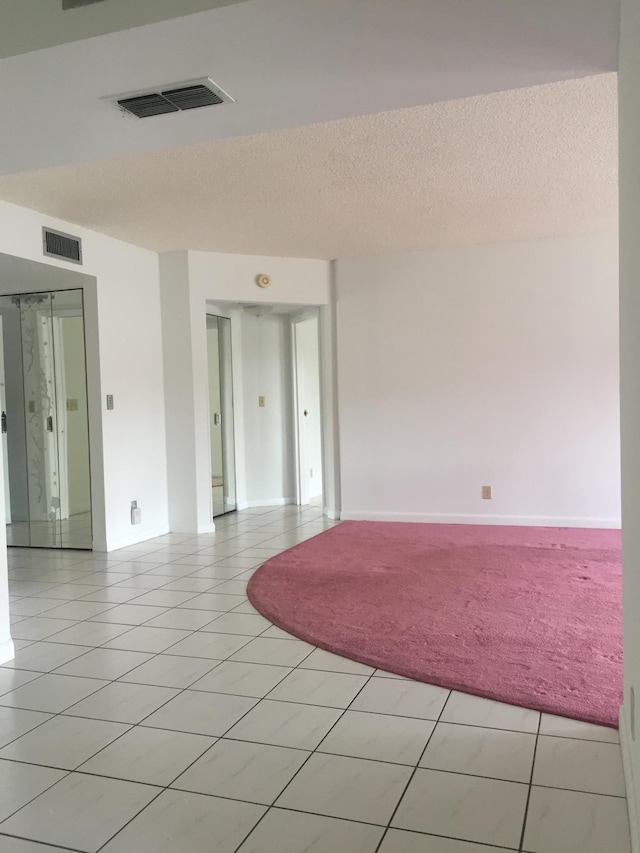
[115,78,234,119]
[42,227,83,265]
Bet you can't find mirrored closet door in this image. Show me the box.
[0,289,92,549]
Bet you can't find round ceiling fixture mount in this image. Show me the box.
[256,274,271,289]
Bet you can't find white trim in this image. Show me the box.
[97,523,171,552]
[340,511,622,528]
[323,507,340,520]
[0,638,15,666]
[621,703,640,853]
[236,498,294,510]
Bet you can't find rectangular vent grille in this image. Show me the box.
[115,78,233,119]
[63,0,107,8]
[42,228,83,265]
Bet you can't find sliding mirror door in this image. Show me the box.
[206,314,237,517]
[0,289,92,548]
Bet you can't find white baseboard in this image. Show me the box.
[323,508,341,520]
[236,498,294,510]
[340,511,621,528]
[621,703,639,853]
[98,523,171,553]
[0,638,15,666]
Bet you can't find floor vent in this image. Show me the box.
[116,78,233,119]
[42,227,83,265]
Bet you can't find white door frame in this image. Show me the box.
[291,308,323,507]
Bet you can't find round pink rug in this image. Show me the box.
[247,520,623,727]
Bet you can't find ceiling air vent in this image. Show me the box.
[62,0,107,8]
[115,78,234,119]
[42,228,83,265]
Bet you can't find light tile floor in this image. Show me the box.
[0,505,632,852]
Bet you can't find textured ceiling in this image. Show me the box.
[0,74,617,259]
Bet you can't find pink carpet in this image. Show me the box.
[248,521,623,727]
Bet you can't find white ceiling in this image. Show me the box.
[0,0,620,177]
[0,0,248,59]
[0,74,617,259]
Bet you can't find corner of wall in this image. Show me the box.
[621,702,640,853]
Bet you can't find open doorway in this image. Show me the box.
[206,313,237,518]
[292,310,323,506]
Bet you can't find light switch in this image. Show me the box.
[106,394,114,410]
[259,396,265,408]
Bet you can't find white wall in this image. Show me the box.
[240,312,295,506]
[336,232,620,526]
[0,201,169,550]
[619,0,640,845]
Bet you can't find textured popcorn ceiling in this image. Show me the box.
[0,74,617,259]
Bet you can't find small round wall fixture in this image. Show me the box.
[256,274,271,289]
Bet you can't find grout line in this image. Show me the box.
[518,705,542,852]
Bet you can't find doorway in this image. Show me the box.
[0,289,92,549]
[206,314,237,518]
[292,311,323,505]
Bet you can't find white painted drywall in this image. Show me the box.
[336,232,620,526]
[0,201,169,550]
[240,312,295,506]
[619,0,640,845]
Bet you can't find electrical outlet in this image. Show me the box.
[482,485,492,500]
[130,500,141,525]
[258,396,265,408]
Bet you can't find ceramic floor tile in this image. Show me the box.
[237,808,383,853]
[189,660,291,697]
[111,574,169,590]
[0,668,40,697]
[42,621,132,646]
[0,836,72,852]
[187,565,246,580]
[0,706,52,749]
[268,668,369,708]
[39,600,115,620]
[440,691,540,733]
[392,768,528,849]
[226,699,343,749]
[158,578,218,593]
[203,612,271,635]
[125,590,199,607]
[1,641,92,672]
[89,603,169,625]
[300,647,375,675]
[143,608,216,630]
[350,676,450,720]
[141,689,257,736]
[378,829,514,853]
[38,584,101,601]
[539,713,620,743]
[79,587,146,604]
[532,735,626,796]
[179,592,247,611]
[209,580,249,594]
[420,722,536,783]
[523,786,631,853]
[172,738,309,803]
[100,789,265,853]
[54,648,153,680]
[276,752,412,824]
[319,709,435,765]
[119,654,218,688]
[80,727,213,785]
[10,616,79,641]
[64,681,179,723]
[0,673,107,713]
[0,772,160,852]
[102,625,191,653]
[8,599,61,617]
[0,759,65,822]
[230,637,314,667]
[0,714,129,769]
[165,631,252,660]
